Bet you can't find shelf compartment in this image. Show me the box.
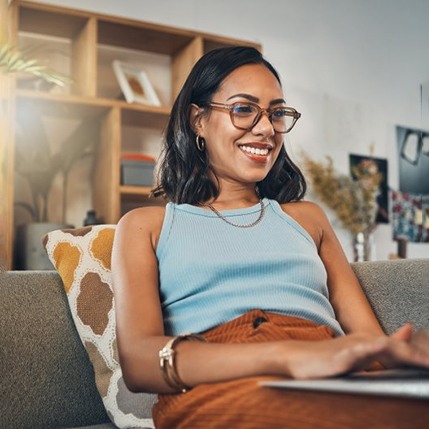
[17,2,97,97]
[97,44,171,104]
[98,19,194,55]
[18,2,89,39]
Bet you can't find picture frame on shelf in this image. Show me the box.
[112,60,161,106]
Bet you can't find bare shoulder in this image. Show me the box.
[119,205,165,228]
[279,200,330,247]
[117,205,166,249]
[280,200,325,217]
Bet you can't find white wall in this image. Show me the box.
[28,0,429,260]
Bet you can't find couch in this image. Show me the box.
[1,258,428,429]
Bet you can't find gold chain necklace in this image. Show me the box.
[205,199,265,228]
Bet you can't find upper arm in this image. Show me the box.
[111,207,165,360]
[281,201,384,335]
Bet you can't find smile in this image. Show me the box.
[238,145,271,156]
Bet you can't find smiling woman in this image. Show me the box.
[111,46,429,428]
[152,49,306,206]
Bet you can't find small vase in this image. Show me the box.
[15,222,73,270]
[352,230,375,262]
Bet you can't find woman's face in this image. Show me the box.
[197,63,285,189]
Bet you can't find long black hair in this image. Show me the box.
[152,46,306,204]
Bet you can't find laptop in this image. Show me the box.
[260,368,429,399]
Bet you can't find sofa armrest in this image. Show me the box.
[0,270,111,429]
[351,259,429,334]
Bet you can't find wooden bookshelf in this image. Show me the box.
[1,0,261,268]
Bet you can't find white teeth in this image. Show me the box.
[239,145,269,155]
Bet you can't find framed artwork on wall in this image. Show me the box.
[396,125,429,194]
[349,154,389,224]
[112,60,161,106]
[391,191,429,243]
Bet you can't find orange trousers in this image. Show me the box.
[152,309,429,429]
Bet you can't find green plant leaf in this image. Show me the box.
[0,42,71,87]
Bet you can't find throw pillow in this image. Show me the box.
[43,225,156,429]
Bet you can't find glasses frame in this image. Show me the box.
[207,101,301,134]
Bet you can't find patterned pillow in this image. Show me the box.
[43,225,156,429]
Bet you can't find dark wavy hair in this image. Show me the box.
[152,46,306,204]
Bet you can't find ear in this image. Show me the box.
[189,103,204,135]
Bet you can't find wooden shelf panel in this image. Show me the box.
[120,185,153,196]
[203,37,261,53]
[16,89,171,121]
[121,105,170,129]
[16,90,110,119]
[98,19,194,55]
[120,188,165,217]
[18,3,89,39]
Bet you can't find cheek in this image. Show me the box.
[204,123,245,151]
[272,138,284,159]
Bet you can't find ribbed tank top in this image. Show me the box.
[156,198,344,336]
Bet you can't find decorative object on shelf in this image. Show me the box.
[15,112,98,224]
[396,236,408,258]
[302,154,382,261]
[14,112,98,269]
[120,153,156,187]
[15,222,73,270]
[83,209,101,226]
[391,191,429,243]
[112,60,161,106]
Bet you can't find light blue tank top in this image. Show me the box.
[156,198,344,336]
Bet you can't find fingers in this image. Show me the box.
[379,328,429,369]
[390,323,414,341]
[412,329,429,342]
[410,329,429,364]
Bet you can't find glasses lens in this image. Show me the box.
[231,103,259,129]
[229,103,298,133]
[271,108,296,133]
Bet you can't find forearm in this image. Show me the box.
[119,329,429,394]
[119,336,285,393]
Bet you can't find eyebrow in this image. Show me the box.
[226,93,286,106]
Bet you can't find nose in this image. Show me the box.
[252,110,275,137]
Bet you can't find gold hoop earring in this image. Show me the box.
[196,135,205,152]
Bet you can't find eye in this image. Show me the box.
[271,107,289,119]
[232,103,257,116]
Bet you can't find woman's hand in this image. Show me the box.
[278,325,429,380]
[380,324,429,369]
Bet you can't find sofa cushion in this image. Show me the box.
[351,258,429,333]
[43,225,155,429]
[0,270,111,429]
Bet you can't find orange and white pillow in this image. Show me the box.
[43,225,155,429]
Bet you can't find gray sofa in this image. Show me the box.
[1,259,429,429]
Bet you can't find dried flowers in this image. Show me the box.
[302,155,382,236]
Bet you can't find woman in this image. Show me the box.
[112,46,429,428]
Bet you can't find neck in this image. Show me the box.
[204,184,260,210]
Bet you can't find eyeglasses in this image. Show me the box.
[207,101,301,134]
